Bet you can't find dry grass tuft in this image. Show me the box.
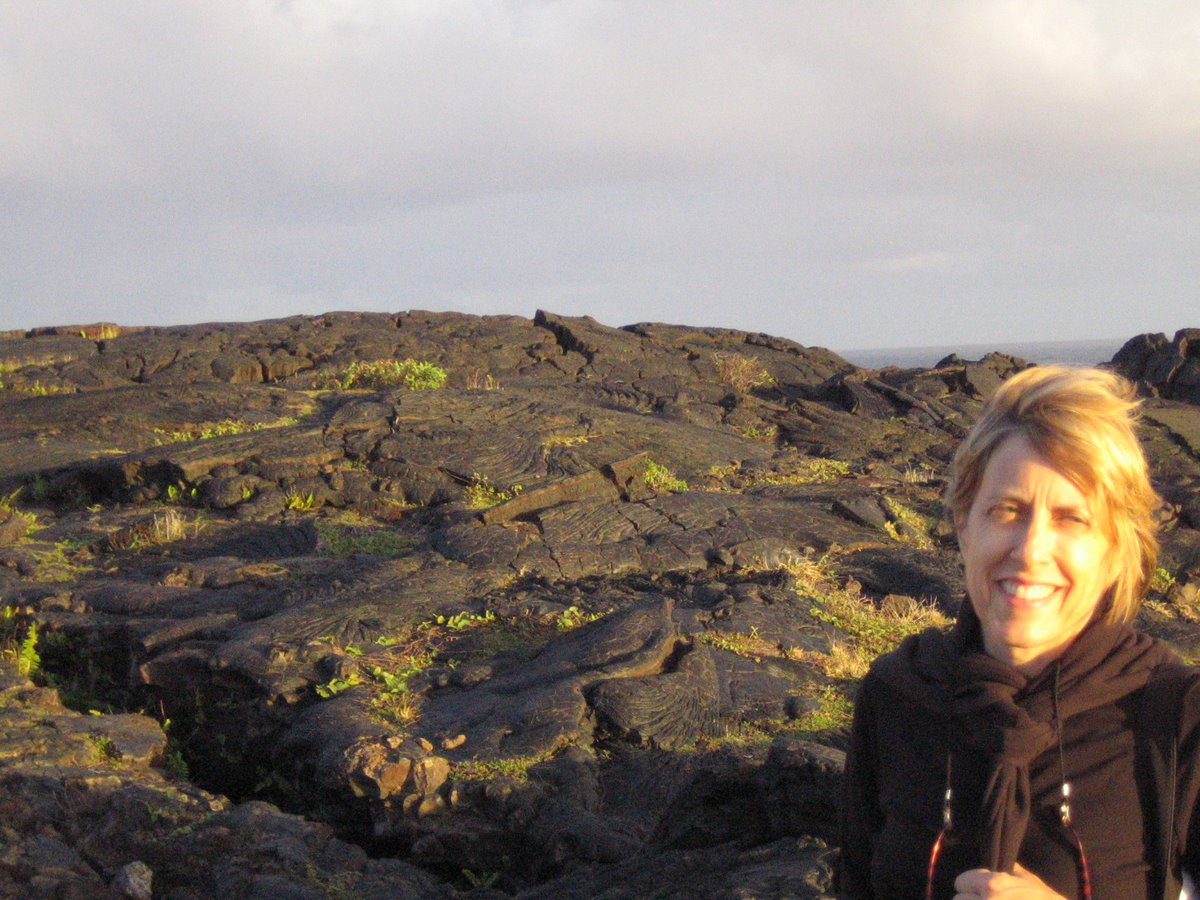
[713,352,775,392]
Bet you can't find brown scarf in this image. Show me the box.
[879,604,1177,872]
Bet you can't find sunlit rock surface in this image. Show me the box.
[1,312,1197,897]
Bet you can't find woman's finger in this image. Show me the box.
[952,865,1067,898]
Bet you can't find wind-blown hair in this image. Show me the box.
[945,365,1159,625]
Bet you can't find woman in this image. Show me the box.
[840,366,1200,899]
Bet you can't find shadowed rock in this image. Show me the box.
[416,597,680,759]
[591,643,721,749]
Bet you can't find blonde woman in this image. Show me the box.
[840,367,1200,899]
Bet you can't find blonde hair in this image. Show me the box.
[945,366,1159,624]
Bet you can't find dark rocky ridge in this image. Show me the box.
[0,311,1198,898]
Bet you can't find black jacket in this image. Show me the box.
[839,613,1200,899]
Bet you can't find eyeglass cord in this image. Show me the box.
[925,662,1093,900]
[1052,664,1093,900]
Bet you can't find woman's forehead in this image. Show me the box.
[975,433,1093,507]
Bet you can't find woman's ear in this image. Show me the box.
[952,510,968,550]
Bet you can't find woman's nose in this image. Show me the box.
[1011,515,1053,562]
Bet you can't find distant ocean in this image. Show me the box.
[836,337,1127,371]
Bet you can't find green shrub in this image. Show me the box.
[313,627,441,728]
[1149,566,1178,595]
[27,476,50,503]
[1,608,40,677]
[163,747,190,781]
[319,359,447,391]
[85,732,121,762]
[464,474,521,509]
[643,460,688,493]
[283,490,316,511]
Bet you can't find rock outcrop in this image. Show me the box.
[1,311,1198,897]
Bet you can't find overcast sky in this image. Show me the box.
[1,1,1197,351]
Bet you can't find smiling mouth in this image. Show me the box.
[998,579,1060,602]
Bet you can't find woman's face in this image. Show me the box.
[957,433,1115,674]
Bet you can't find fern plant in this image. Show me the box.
[17,621,39,677]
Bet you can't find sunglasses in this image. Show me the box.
[925,781,1092,900]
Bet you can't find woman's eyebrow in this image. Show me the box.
[982,489,1027,504]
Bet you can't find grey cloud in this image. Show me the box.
[1,1,1197,349]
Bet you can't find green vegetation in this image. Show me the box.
[153,418,298,445]
[1,607,40,677]
[85,732,121,762]
[769,456,850,485]
[736,423,778,442]
[0,489,37,539]
[35,629,132,714]
[314,628,436,729]
[313,675,360,699]
[0,354,79,392]
[165,484,199,505]
[141,509,195,547]
[0,376,71,395]
[162,746,190,781]
[313,520,414,558]
[314,623,445,726]
[796,684,855,732]
[643,459,688,493]
[1150,566,1177,594]
[882,499,935,549]
[464,474,522,509]
[314,609,531,728]
[26,475,50,503]
[29,541,94,582]
[541,432,591,449]
[318,359,448,391]
[705,456,851,491]
[283,490,317,511]
[697,627,776,662]
[433,610,497,631]
[694,685,853,751]
[451,749,558,783]
[807,579,948,679]
[465,368,501,390]
[554,605,603,631]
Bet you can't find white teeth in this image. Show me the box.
[1000,580,1056,600]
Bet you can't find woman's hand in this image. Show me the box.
[952,863,1068,899]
